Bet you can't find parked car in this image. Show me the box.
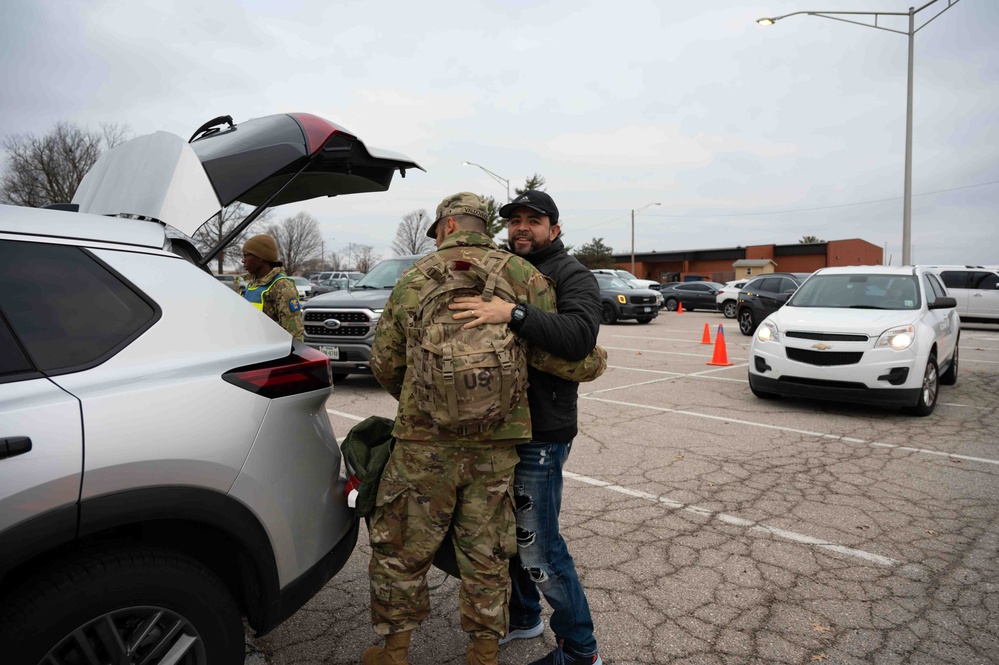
[737,272,812,335]
[593,273,660,324]
[922,265,999,324]
[214,273,243,293]
[312,277,355,297]
[312,270,365,285]
[715,279,748,319]
[659,281,724,312]
[291,275,314,299]
[748,266,959,416]
[592,268,660,291]
[303,255,421,381]
[0,111,422,662]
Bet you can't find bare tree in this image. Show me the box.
[799,235,825,243]
[267,211,322,275]
[1,121,128,207]
[391,209,435,256]
[192,203,272,274]
[327,249,344,271]
[344,243,380,272]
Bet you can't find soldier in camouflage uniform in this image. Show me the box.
[365,192,605,665]
[240,233,305,341]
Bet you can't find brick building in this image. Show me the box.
[615,238,883,283]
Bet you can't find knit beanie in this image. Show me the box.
[242,234,279,263]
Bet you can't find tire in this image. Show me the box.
[738,307,757,336]
[906,354,939,417]
[749,375,780,400]
[636,317,653,324]
[665,298,679,312]
[722,300,737,319]
[940,337,959,386]
[0,547,244,665]
[331,372,350,383]
[601,303,618,325]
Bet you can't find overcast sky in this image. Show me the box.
[3,0,997,268]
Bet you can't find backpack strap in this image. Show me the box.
[414,253,448,284]
[469,250,515,301]
[491,337,513,419]
[441,343,461,427]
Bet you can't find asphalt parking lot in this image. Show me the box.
[249,310,999,665]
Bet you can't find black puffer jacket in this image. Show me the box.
[512,238,601,441]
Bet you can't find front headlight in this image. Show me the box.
[756,320,779,343]
[370,308,384,322]
[876,325,914,350]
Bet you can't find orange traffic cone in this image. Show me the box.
[706,324,733,366]
[677,301,684,314]
[700,323,712,345]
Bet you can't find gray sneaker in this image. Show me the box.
[499,620,545,645]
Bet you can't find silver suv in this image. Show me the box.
[0,112,421,664]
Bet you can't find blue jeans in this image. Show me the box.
[509,440,598,658]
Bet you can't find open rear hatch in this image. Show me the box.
[72,112,422,265]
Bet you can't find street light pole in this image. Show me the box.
[461,161,511,202]
[631,202,661,275]
[756,0,962,266]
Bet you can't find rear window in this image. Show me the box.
[972,271,999,290]
[0,240,158,373]
[939,271,969,289]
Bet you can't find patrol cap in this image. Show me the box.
[242,234,279,263]
[427,191,490,238]
[499,190,559,225]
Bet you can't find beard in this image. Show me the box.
[510,233,553,257]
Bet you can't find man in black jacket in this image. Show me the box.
[450,191,603,665]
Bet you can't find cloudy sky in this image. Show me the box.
[4,0,997,267]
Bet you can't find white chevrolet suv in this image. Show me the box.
[748,266,959,416]
[0,112,421,664]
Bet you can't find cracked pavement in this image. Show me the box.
[249,315,999,665]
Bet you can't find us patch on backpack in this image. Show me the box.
[408,250,528,435]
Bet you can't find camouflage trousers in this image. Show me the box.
[368,439,519,639]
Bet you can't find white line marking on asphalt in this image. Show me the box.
[610,335,741,345]
[602,345,721,359]
[581,395,999,467]
[564,471,900,567]
[964,358,999,364]
[938,402,994,410]
[327,408,365,422]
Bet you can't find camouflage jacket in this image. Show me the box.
[243,267,305,342]
[371,230,605,444]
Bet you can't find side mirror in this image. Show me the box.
[929,296,957,310]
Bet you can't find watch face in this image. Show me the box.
[512,306,525,321]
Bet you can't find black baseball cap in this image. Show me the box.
[499,190,559,225]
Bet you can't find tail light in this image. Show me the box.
[223,344,332,398]
[290,113,355,156]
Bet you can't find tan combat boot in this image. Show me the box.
[465,636,499,665]
[362,631,412,665]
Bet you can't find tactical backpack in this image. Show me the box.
[408,250,528,435]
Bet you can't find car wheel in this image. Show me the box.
[749,374,780,400]
[665,298,679,311]
[722,300,737,319]
[0,547,244,665]
[636,316,653,324]
[601,303,618,325]
[906,354,939,417]
[331,372,350,383]
[939,338,959,386]
[738,308,756,336]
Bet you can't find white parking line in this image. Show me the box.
[564,471,900,567]
[964,358,999,364]
[327,408,366,422]
[601,345,720,359]
[581,395,999,467]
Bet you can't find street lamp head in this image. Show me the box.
[461,161,471,166]
[756,17,775,26]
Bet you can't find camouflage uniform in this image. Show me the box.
[242,267,305,341]
[368,223,605,640]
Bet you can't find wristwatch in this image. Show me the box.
[510,303,528,328]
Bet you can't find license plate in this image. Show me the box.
[320,345,340,360]
[643,307,651,313]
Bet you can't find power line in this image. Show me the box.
[572,179,999,231]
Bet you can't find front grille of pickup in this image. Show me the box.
[786,348,863,366]
[304,310,371,338]
[629,295,657,305]
[786,331,869,342]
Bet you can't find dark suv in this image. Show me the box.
[737,272,811,335]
